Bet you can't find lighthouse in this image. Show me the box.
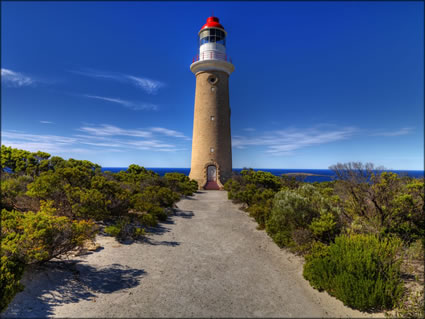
[189,16,234,190]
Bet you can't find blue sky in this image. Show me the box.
[1,1,423,170]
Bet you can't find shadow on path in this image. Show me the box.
[2,261,145,318]
[173,209,194,219]
[143,238,180,246]
[141,209,193,246]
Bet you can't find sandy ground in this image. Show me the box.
[2,191,385,318]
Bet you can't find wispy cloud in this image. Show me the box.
[3,123,190,156]
[69,69,120,81]
[40,120,54,124]
[233,126,357,155]
[125,140,175,150]
[2,131,79,154]
[243,128,256,132]
[371,127,414,137]
[70,68,165,95]
[150,127,191,140]
[125,75,164,95]
[84,94,158,111]
[1,68,34,87]
[78,124,153,138]
[2,131,77,144]
[76,124,189,151]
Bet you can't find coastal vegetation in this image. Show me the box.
[1,146,423,316]
[224,164,424,315]
[0,145,198,311]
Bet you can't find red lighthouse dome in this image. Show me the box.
[201,16,225,31]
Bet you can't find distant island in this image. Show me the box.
[283,172,327,177]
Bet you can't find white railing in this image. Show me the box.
[193,51,232,63]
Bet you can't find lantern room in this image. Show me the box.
[196,16,230,62]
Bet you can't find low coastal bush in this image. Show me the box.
[0,201,97,312]
[224,170,284,228]
[266,184,340,250]
[138,213,158,227]
[223,163,423,313]
[1,202,97,265]
[0,146,199,311]
[0,256,25,312]
[164,172,198,195]
[104,219,146,241]
[331,163,424,242]
[303,234,404,311]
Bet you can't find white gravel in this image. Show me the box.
[2,191,384,318]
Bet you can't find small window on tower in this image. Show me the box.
[211,116,215,121]
[210,148,214,153]
[208,76,218,84]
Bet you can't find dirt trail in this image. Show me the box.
[2,191,383,318]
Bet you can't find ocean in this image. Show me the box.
[101,167,424,183]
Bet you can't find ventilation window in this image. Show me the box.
[210,148,214,153]
[208,76,218,85]
[211,116,215,121]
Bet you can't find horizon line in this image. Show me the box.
[100,167,424,172]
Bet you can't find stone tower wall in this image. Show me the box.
[189,70,232,189]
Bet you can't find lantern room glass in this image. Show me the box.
[199,28,226,46]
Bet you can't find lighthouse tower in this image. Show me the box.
[189,16,234,190]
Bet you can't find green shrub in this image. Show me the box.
[224,179,241,200]
[303,234,404,311]
[104,224,121,237]
[266,185,320,247]
[116,164,159,185]
[164,173,198,195]
[290,229,315,255]
[139,213,158,227]
[330,163,424,244]
[241,169,281,191]
[104,219,146,240]
[1,201,97,311]
[131,186,179,211]
[280,175,304,190]
[225,170,281,206]
[1,202,97,264]
[0,256,25,312]
[247,200,273,229]
[1,175,37,211]
[266,184,341,249]
[309,209,339,244]
[90,175,129,217]
[1,146,51,176]
[148,206,168,222]
[247,188,275,228]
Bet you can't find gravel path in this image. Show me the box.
[2,191,382,318]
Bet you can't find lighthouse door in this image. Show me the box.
[205,165,220,190]
[207,165,217,182]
